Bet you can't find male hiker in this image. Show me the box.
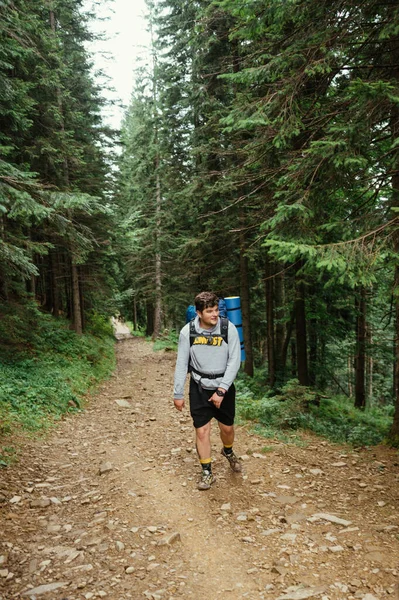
[173,291,242,490]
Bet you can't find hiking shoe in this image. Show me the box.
[197,470,215,490]
[221,448,242,472]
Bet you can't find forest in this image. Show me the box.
[1,0,399,452]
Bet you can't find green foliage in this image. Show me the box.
[152,329,179,352]
[236,378,391,447]
[0,304,115,444]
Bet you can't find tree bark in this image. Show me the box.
[274,268,285,382]
[388,42,399,442]
[354,287,366,409]
[153,171,162,340]
[71,263,82,335]
[294,267,309,386]
[133,296,138,331]
[51,252,61,317]
[264,256,275,386]
[308,316,318,387]
[146,301,155,337]
[239,223,253,376]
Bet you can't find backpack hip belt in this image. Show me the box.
[189,366,225,379]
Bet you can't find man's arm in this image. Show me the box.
[208,322,241,407]
[219,321,241,390]
[173,325,190,409]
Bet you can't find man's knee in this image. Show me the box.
[196,422,211,441]
[219,422,234,435]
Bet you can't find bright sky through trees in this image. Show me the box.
[84,0,150,129]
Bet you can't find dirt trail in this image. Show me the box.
[0,338,399,600]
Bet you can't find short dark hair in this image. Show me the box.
[194,291,219,312]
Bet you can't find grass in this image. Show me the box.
[152,329,178,352]
[151,328,393,449]
[235,375,393,448]
[0,305,116,465]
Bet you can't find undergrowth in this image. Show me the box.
[152,329,178,352]
[235,375,392,447]
[0,304,115,465]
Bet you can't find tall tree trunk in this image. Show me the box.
[265,256,275,386]
[71,263,82,335]
[367,328,373,401]
[274,268,285,383]
[153,171,162,339]
[392,258,399,441]
[294,267,309,386]
[133,296,138,331]
[388,41,399,442]
[51,252,61,317]
[348,356,353,398]
[308,316,318,387]
[239,223,253,376]
[0,216,8,300]
[354,287,366,409]
[291,339,297,378]
[146,301,155,337]
[282,308,295,374]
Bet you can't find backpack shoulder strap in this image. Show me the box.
[189,319,196,347]
[189,317,228,347]
[220,317,228,344]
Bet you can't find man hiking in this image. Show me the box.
[173,291,242,490]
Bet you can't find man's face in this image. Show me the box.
[197,304,219,329]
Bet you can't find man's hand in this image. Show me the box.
[209,390,224,409]
[174,399,185,411]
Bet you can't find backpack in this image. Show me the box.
[188,316,229,378]
[185,305,197,323]
[218,298,228,318]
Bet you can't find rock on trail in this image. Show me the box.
[0,337,398,600]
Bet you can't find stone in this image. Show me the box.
[147,526,158,533]
[308,513,352,527]
[115,399,131,408]
[9,496,22,504]
[157,532,181,546]
[21,582,69,596]
[261,529,280,536]
[329,545,344,552]
[276,585,327,599]
[30,498,51,508]
[309,469,323,476]
[220,503,231,511]
[98,462,113,475]
[272,566,288,576]
[125,566,135,574]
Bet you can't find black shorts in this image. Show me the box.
[189,377,236,429]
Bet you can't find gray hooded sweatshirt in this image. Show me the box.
[173,316,241,399]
